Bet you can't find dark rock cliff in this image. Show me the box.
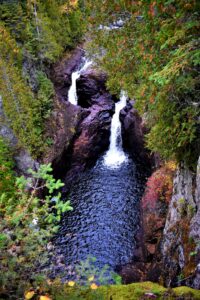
[120,101,152,169]
[141,158,200,289]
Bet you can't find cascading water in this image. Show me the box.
[51,90,146,281]
[50,58,147,283]
[103,91,128,168]
[68,57,92,105]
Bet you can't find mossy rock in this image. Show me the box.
[49,281,200,300]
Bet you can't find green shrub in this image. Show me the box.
[0,163,72,298]
[0,137,15,199]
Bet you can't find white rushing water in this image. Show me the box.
[99,19,125,31]
[104,91,128,168]
[68,58,92,105]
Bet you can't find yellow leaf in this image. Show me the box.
[24,290,35,300]
[90,283,98,290]
[70,0,78,7]
[68,281,75,287]
[88,276,94,282]
[39,296,52,300]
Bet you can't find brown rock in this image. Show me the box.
[120,102,152,168]
[76,68,107,107]
[146,244,156,255]
[64,94,114,188]
[50,47,83,101]
[43,99,82,178]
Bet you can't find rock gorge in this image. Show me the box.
[44,48,200,288]
[1,2,199,299]
[1,45,199,290]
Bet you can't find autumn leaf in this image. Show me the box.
[39,295,52,300]
[90,283,98,290]
[24,290,35,300]
[68,281,75,287]
[88,275,94,282]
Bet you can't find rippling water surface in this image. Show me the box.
[52,156,145,279]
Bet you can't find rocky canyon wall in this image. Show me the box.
[142,158,200,289]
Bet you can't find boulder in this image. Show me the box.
[120,102,152,169]
[64,93,114,189]
[119,262,147,284]
[76,68,107,107]
[72,100,113,165]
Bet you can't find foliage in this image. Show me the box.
[36,71,54,119]
[0,0,86,157]
[0,137,15,199]
[142,161,176,209]
[86,0,200,168]
[75,256,122,286]
[0,26,44,155]
[23,281,200,300]
[23,256,122,300]
[0,0,86,64]
[0,163,72,298]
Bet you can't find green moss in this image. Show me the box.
[173,286,200,299]
[49,282,200,300]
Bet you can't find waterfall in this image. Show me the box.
[104,91,128,168]
[68,58,92,105]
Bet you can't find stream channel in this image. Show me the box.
[51,56,146,282]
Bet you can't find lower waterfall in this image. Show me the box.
[103,91,128,168]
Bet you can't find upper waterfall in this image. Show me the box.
[68,57,92,105]
[103,91,128,168]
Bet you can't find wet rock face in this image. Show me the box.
[76,68,107,108]
[72,101,113,166]
[120,102,152,169]
[64,94,114,189]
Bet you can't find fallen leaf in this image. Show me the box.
[68,281,75,287]
[39,296,52,300]
[90,283,98,290]
[24,290,35,300]
[88,276,94,282]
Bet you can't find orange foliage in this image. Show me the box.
[142,161,177,209]
[149,96,154,103]
[148,2,156,17]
